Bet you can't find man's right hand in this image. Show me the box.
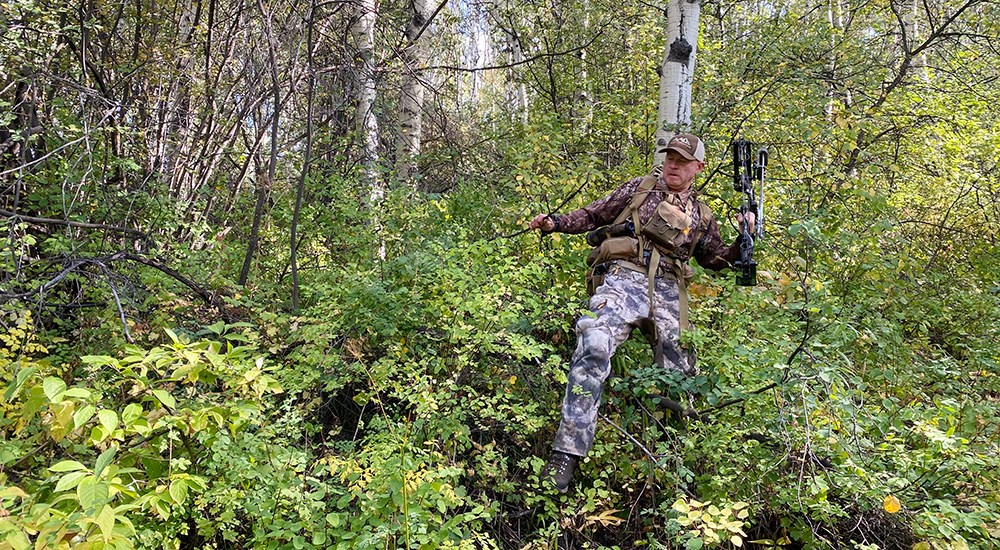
[529,214,556,232]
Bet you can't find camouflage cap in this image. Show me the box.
[659,133,705,162]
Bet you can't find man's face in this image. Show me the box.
[661,149,705,190]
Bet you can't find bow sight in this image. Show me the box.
[732,139,767,286]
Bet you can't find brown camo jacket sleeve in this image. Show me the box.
[553,177,644,234]
[692,208,742,272]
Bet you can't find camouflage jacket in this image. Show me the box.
[551,175,741,272]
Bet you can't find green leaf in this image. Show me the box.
[80,355,118,366]
[94,446,117,478]
[55,471,88,492]
[77,476,108,510]
[152,389,176,409]
[62,388,92,399]
[3,529,31,550]
[50,460,88,473]
[153,497,171,519]
[4,366,37,400]
[121,403,143,425]
[73,404,96,428]
[91,424,109,444]
[43,377,67,401]
[95,504,115,540]
[169,479,188,505]
[98,409,119,433]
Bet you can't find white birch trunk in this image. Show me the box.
[825,0,852,119]
[906,0,928,80]
[577,0,593,129]
[352,0,384,260]
[469,17,482,102]
[353,0,380,202]
[654,0,701,166]
[395,0,434,185]
[507,31,529,125]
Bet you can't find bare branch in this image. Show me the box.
[0,208,149,239]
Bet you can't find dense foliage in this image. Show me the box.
[3,0,1000,548]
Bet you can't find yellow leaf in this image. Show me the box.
[672,499,689,514]
[584,509,624,527]
[731,535,744,547]
[883,495,901,514]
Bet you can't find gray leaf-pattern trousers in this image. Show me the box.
[553,266,696,457]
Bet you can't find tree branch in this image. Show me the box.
[0,208,149,239]
[416,23,610,73]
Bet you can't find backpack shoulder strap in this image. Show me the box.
[612,174,658,226]
[687,200,713,256]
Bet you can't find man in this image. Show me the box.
[528,133,752,493]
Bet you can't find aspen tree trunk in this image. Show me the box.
[577,0,593,130]
[291,0,316,310]
[395,0,434,185]
[654,0,700,166]
[906,0,928,79]
[240,0,282,286]
[468,11,483,104]
[506,30,529,125]
[352,0,384,260]
[885,0,904,87]
[353,0,380,200]
[825,0,852,120]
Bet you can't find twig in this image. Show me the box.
[123,254,223,307]
[599,412,659,463]
[417,22,610,73]
[0,208,149,239]
[101,265,134,343]
[493,173,593,240]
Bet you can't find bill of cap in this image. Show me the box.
[666,144,698,160]
[658,133,705,162]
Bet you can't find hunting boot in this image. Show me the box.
[542,450,578,493]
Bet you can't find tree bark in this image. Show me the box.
[825,0,852,120]
[352,0,384,260]
[240,0,283,286]
[292,0,316,310]
[576,0,593,130]
[353,0,380,198]
[654,0,701,166]
[394,0,435,185]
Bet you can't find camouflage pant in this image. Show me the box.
[553,266,696,457]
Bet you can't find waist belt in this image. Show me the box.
[613,260,679,281]
[609,254,691,335]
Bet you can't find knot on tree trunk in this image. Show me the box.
[667,37,693,65]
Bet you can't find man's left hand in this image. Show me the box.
[736,211,756,230]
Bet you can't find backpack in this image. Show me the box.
[585,174,712,334]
